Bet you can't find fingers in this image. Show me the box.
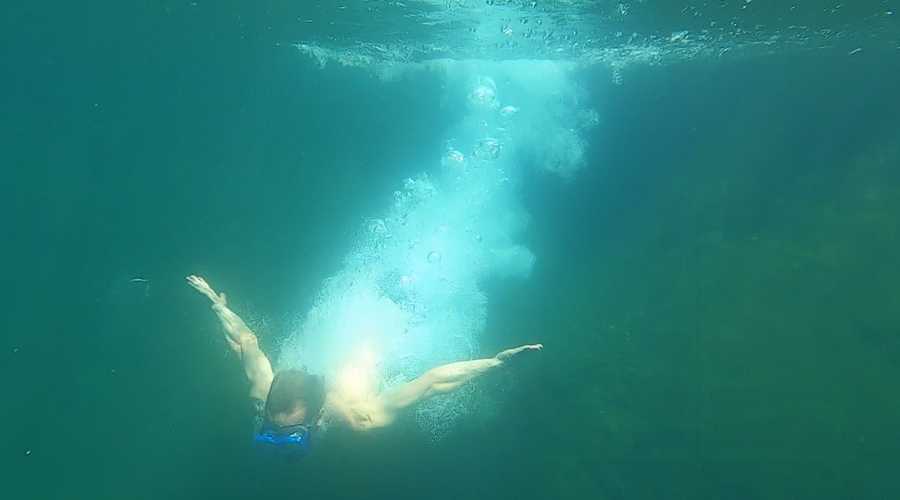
[186,275,210,291]
[186,275,220,302]
[509,344,543,357]
[186,275,202,288]
[186,275,206,286]
[496,343,542,361]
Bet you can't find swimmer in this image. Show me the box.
[186,275,542,461]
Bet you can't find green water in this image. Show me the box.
[1,2,899,499]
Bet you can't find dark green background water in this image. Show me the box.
[2,2,899,499]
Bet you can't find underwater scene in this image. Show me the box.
[1,1,898,499]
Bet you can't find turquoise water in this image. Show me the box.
[1,2,899,499]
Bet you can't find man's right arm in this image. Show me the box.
[187,275,274,400]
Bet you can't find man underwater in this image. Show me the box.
[187,275,542,461]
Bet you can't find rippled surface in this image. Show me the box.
[289,0,898,70]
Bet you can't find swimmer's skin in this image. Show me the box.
[186,275,542,431]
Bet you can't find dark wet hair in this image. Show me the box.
[265,368,326,424]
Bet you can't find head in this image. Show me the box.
[264,368,327,429]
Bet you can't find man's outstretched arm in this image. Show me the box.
[187,275,274,400]
[359,344,543,430]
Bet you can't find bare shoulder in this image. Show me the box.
[325,390,393,432]
[326,351,387,431]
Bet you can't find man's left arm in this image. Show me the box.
[355,344,543,430]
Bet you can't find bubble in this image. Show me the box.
[467,78,498,109]
[427,251,442,263]
[367,219,387,233]
[442,149,466,169]
[500,105,518,118]
[474,138,501,159]
[611,68,623,85]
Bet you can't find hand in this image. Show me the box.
[495,343,543,362]
[186,275,226,305]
